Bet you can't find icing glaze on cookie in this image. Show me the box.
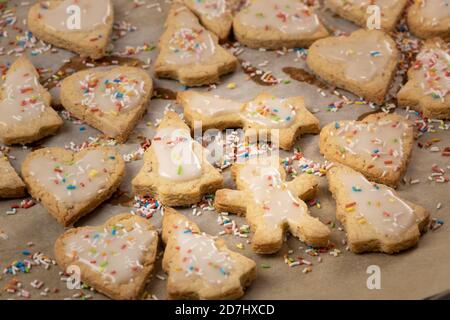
[64,222,156,284]
[152,127,202,182]
[79,69,146,115]
[27,150,117,203]
[238,0,320,34]
[412,47,450,101]
[418,0,450,23]
[329,119,409,172]
[340,170,415,236]
[239,162,307,230]
[164,7,216,65]
[191,0,227,18]
[172,227,234,284]
[184,92,242,117]
[0,65,46,126]
[166,28,216,64]
[243,97,296,128]
[336,0,397,9]
[38,0,111,32]
[316,32,395,82]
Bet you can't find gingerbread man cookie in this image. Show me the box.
[327,165,430,254]
[407,0,450,41]
[132,111,223,207]
[306,29,399,104]
[325,0,408,32]
[215,157,330,254]
[55,214,158,300]
[398,39,450,120]
[154,4,238,86]
[320,112,414,188]
[178,91,320,150]
[0,56,62,145]
[0,151,26,199]
[233,0,329,49]
[28,0,114,59]
[60,66,153,142]
[22,147,125,226]
[162,207,256,299]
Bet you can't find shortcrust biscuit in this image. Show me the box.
[215,157,330,254]
[0,151,26,198]
[54,214,158,300]
[398,39,450,119]
[326,165,430,254]
[22,147,125,226]
[132,111,223,207]
[0,56,62,145]
[162,207,256,299]
[154,4,238,86]
[28,0,114,59]
[182,0,239,41]
[60,66,153,142]
[407,0,450,41]
[325,0,408,32]
[233,0,329,49]
[306,29,399,104]
[319,112,414,188]
[178,91,320,150]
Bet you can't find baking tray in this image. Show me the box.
[0,0,449,300]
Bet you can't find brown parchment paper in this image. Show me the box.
[0,0,449,300]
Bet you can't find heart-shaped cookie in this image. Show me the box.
[28,0,114,59]
[320,112,413,188]
[326,0,408,32]
[307,29,399,104]
[233,0,329,49]
[22,147,125,226]
[60,66,153,143]
[407,0,450,41]
[55,214,158,300]
[398,39,450,119]
[0,56,63,145]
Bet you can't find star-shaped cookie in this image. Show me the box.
[233,0,329,49]
[306,29,399,104]
[178,91,320,150]
[0,56,62,145]
[327,165,430,254]
[0,151,26,198]
[162,207,256,299]
[55,214,158,300]
[60,66,153,142]
[28,0,114,59]
[319,112,414,188]
[398,39,450,120]
[215,157,330,254]
[22,147,125,226]
[154,4,238,86]
[132,111,223,207]
[325,0,408,32]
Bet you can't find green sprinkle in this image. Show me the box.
[260,263,271,269]
[177,165,183,175]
